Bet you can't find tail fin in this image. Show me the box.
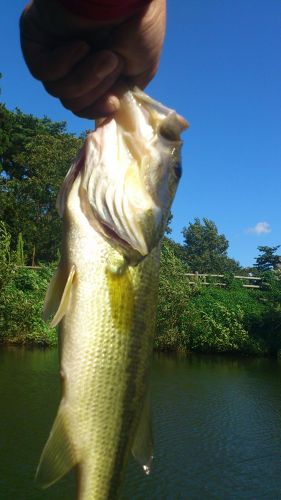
[36,405,77,488]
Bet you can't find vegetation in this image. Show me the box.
[156,238,281,355]
[0,101,82,263]
[182,217,240,273]
[1,98,281,354]
[0,221,55,345]
[254,245,281,272]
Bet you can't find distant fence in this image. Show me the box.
[18,266,265,289]
[185,272,264,289]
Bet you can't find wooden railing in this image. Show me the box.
[17,266,264,289]
[185,273,263,289]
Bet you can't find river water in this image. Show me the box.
[1,348,281,499]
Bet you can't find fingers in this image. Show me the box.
[20,2,123,119]
[73,95,120,119]
[20,37,91,81]
[69,80,129,119]
[44,50,120,97]
[130,62,159,90]
[20,0,166,120]
[60,59,123,117]
[20,4,91,81]
[76,79,134,119]
[107,0,166,81]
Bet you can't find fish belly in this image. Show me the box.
[60,233,159,499]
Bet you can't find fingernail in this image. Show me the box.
[95,53,119,80]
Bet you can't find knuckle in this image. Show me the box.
[43,81,61,98]
[74,107,100,119]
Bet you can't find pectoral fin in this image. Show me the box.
[36,406,77,488]
[132,393,153,475]
[43,265,76,327]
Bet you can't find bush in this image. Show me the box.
[156,239,281,355]
[155,238,192,352]
[187,287,266,354]
[1,222,281,354]
[0,266,56,346]
[0,222,56,346]
[0,220,16,291]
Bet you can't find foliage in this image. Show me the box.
[1,221,281,353]
[156,237,192,351]
[0,103,83,263]
[16,232,25,266]
[186,285,267,354]
[0,220,15,291]
[254,245,281,272]
[165,212,173,235]
[155,238,281,355]
[1,266,56,346]
[0,99,280,354]
[182,217,240,274]
[0,221,56,346]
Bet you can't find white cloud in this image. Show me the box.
[247,222,271,235]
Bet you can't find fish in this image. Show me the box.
[36,87,187,499]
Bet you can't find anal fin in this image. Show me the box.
[132,393,153,475]
[36,405,77,488]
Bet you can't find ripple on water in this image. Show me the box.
[1,349,281,499]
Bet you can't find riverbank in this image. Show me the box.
[1,257,281,356]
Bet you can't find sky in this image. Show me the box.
[1,0,280,267]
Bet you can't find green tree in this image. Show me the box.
[0,220,15,292]
[0,104,83,262]
[254,245,281,272]
[16,232,25,266]
[182,217,240,273]
[165,212,173,235]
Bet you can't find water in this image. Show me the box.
[1,348,281,499]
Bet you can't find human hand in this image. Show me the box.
[20,0,166,119]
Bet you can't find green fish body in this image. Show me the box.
[37,88,187,499]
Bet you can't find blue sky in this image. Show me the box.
[1,0,280,267]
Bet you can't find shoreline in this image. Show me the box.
[0,339,277,358]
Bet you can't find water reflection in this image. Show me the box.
[1,348,281,499]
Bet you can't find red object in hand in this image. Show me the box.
[58,0,152,21]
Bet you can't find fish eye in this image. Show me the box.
[174,161,182,179]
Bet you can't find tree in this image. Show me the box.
[16,232,25,266]
[0,104,83,263]
[182,217,240,273]
[165,212,173,235]
[254,245,281,272]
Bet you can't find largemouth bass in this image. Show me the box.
[37,88,187,499]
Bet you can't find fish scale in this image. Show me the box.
[36,87,187,499]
